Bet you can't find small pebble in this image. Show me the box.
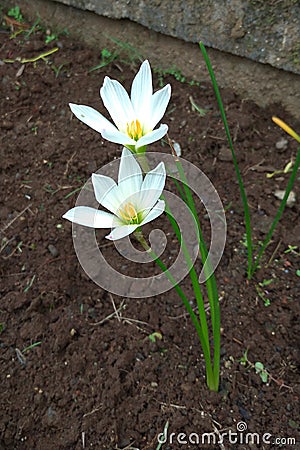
[48,244,59,257]
[218,147,232,161]
[275,137,288,150]
[46,406,57,425]
[173,141,182,156]
[135,352,145,361]
[238,405,251,420]
[274,189,296,207]
[1,120,13,130]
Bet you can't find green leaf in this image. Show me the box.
[255,361,268,383]
[148,331,163,343]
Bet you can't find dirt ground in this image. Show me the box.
[0,7,299,450]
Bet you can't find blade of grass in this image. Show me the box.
[23,341,42,352]
[199,41,253,279]
[251,146,300,275]
[156,421,169,449]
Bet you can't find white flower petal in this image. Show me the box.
[101,127,136,147]
[105,224,139,241]
[137,189,165,216]
[136,124,168,148]
[131,60,152,117]
[118,148,143,196]
[141,161,166,192]
[138,162,166,210]
[95,183,126,215]
[92,174,116,201]
[69,103,115,134]
[63,206,115,228]
[92,150,143,216]
[149,84,171,129]
[140,199,165,226]
[91,174,119,213]
[100,77,135,130]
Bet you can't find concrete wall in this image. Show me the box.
[4,0,300,119]
[53,0,300,75]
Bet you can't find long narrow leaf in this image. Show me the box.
[199,41,253,279]
[135,229,213,381]
[251,146,300,275]
[171,157,220,390]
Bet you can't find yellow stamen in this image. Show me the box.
[119,202,138,222]
[272,116,300,144]
[126,119,143,141]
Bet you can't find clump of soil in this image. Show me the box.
[0,9,299,450]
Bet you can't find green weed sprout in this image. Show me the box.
[239,350,268,383]
[200,42,300,279]
[239,349,291,388]
[7,6,24,22]
[89,48,118,72]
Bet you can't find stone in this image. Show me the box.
[15,0,300,119]
[275,137,288,150]
[55,0,300,75]
[1,120,13,130]
[218,147,232,162]
[274,189,296,208]
[48,244,59,257]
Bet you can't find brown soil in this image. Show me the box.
[1,9,299,450]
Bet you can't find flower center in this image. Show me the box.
[119,202,139,224]
[126,119,143,141]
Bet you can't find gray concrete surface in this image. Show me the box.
[53,0,300,75]
[4,0,300,119]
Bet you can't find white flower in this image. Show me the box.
[63,148,166,240]
[69,60,171,153]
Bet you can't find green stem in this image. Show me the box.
[164,208,210,355]
[134,230,214,385]
[171,159,220,390]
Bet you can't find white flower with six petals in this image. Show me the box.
[69,60,171,153]
[63,148,166,240]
